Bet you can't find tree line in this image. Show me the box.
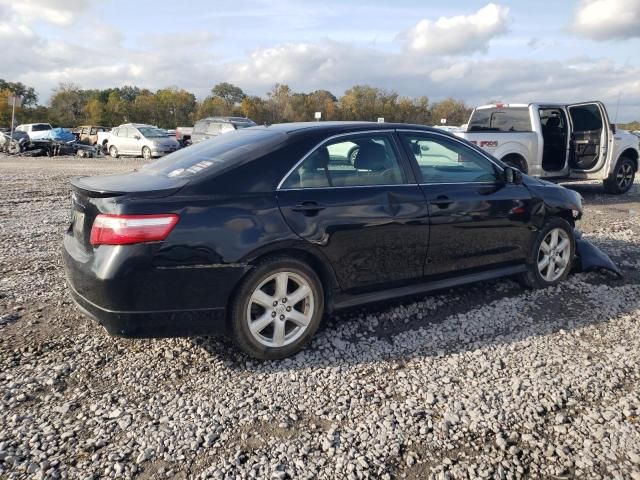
[1,80,474,129]
[3,79,638,130]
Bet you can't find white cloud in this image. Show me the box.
[402,3,510,55]
[0,0,89,26]
[573,0,640,40]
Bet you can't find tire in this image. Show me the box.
[229,257,324,360]
[603,156,636,194]
[109,145,119,158]
[502,155,528,174]
[142,146,152,160]
[102,141,109,155]
[518,217,575,289]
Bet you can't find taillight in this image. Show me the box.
[90,214,179,246]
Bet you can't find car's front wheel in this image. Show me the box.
[142,146,152,160]
[109,146,118,158]
[519,217,575,289]
[230,257,324,360]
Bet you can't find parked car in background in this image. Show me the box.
[107,123,180,159]
[191,117,257,144]
[64,121,603,360]
[176,126,193,146]
[73,125,109,145]
[458,101,639,194]
[15,123,52,141]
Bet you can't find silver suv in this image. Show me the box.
[191,117,257,144]
[108,123,180,159]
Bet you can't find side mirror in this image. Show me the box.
[610,123,617,134]
[504,166,523,185]
[134,135,141,140]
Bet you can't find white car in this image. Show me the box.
[15,123,52,141]
[107,123,180,159]
[457,101,639,194]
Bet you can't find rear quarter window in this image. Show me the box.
[142,128,288,179]
[468,108,532,132]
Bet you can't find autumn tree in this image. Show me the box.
[429,98,471,126]
[49,83,87,126]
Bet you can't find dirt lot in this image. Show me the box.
[1,155,639,479]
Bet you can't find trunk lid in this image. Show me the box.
[68,172,188,249]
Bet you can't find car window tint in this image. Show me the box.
[400,133,498,184]
[569,104,603,132]
[90,127,97,135]
[281,135,405,189]
[468,108,531,132]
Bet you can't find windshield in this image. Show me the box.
[234,122,256,129]
[138,127,168,138]
[142,127,287,179]
[32,124,52,132]
[468,108,531,132]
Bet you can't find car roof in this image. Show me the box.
[250,121,444,137]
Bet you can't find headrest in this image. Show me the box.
[546,116,560,128]
[354,142,387,171]
[303,147,329,170]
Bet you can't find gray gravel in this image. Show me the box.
[1,155,639,479]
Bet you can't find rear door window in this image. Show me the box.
[281,134,406,189]
[468,108,532,132]
[205,123,221,135]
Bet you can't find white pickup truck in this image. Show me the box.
[457,102,639,194]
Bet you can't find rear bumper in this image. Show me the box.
[67,281,228,337]
[62,234,249,337]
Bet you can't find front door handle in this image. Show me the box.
[291,202,326,215]
[429,196,453,208]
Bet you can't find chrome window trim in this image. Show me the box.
[395,129,505,171]
[276,129,399,191]
[419,181,500,186]
[277,184,419,192]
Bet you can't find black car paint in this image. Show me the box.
[63,122,595,338]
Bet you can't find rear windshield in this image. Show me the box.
[468,108,531,132]
[32,124,52,132]
[142,127,287,179]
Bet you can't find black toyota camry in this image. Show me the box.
[64,122,586,359]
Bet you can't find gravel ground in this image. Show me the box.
[1,155,639,480]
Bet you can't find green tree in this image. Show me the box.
[211,82,246,110]
[49,83,86,126]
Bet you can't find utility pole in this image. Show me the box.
[8,95,22,143]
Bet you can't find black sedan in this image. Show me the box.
[64,122,585,359]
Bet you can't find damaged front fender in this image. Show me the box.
[572,229,622,278]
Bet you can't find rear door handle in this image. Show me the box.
[429,196,453,208]
[291,202,326,215]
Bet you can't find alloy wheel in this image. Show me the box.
[537,227,571,282]
[616,163,634,191]
[143,147,151,160]
[246,271,314,348]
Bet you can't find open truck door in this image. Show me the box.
[567,101,611,174]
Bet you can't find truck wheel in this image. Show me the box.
[101,141,109,155]
[502,154,528,174]
[603,156,636,194]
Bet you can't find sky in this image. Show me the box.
[1,0,640,121]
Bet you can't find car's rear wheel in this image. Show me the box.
[603,156,636,194]
[519,217,575,289]
[230,257,324,360]
[142,146,152,160]
[109,146,118,158]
